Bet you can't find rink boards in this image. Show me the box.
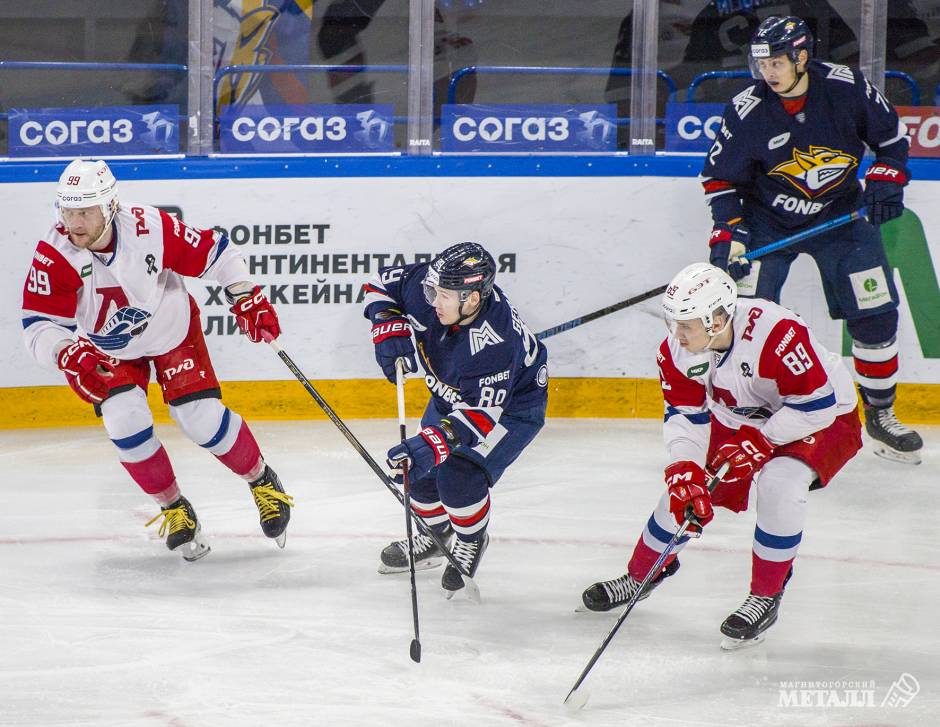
[1,156,938,426]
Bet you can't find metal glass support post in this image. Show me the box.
[187,0,213,155]
[859,0,887,92]
[407,0,434,155]
[629,0,659,155]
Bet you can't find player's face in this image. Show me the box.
[62,205,107,249]
[756,55,797,91]
[429,286,465,324]
[672,318,711,353]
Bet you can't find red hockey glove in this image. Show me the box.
[56,338,117,404]
[707,425,776,484]
[863,163,907,225]
[666,460,713,531]
[229,286,281,343]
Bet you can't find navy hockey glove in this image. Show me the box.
[708,222,751,281]
[863,163,907,225]
[387,426,452,481]
[371,310,417,383]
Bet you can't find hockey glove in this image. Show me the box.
[371,310,417,383]
[707,425,775,484]
[708,222,751,281]
[863,163,907,225]
[56,338,117,405]
[228,285,281,343]
[666,460,713,532]
[387,426,452,481]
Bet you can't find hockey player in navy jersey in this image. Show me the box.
[362,242,548,596]
[582,263,861,649]
[702,15,923,464]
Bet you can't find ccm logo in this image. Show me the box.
[164,359,195,381]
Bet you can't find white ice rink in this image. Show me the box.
[2,418,937,727]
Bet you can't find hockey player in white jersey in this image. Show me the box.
[21,159,293,561]
[581,263,862,649]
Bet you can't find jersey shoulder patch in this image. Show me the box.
[732,85,762,120]
[819,62,855,84]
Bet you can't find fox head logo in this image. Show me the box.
[768,145,859,199]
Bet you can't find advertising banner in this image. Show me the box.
[897,106,940,159]
[2,174,938,387]
[219,104,395,154]
[7,105,179,157]
[441,104,618,152]
[664,102,725,153]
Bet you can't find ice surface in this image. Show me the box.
[2,418,937,726]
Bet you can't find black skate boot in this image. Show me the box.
[864,404,923,465]
[249,465,294,548]
[720,567,792,650]
[580,558,680,612]
[378,524,454,574]
[145,496,210,562]
[441,534,488,599]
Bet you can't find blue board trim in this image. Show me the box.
[2,154,940,182]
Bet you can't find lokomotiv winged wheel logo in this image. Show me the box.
[768,145,859,198]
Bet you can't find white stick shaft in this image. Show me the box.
[395,358,407,427]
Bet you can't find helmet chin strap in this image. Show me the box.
[779,59,807,95]
[704,315,733,351]
[439,294,482,340]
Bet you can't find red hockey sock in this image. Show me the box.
[751,552,794,597]
[121,446,177,496]
[627,536,677,582]
[214,420,263,478]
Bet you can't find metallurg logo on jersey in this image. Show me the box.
[768,145,859,198]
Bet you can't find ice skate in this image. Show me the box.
[579,558,680,612]
[864,404,923,465]
[719,592,785,650]
[378,524,454,574]
[249,465,294,547]
[442,534,488,600]
[145,496,210,562]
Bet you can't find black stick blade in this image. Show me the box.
[410,639,421,663]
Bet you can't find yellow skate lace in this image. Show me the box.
[145,505,194,538]
[252,485,295,522]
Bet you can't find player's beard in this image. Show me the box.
[69,220,111,251]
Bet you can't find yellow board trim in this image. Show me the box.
[1,378,938,429]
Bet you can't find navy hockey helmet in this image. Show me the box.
[423,242,496,305]
[749,16,814,80]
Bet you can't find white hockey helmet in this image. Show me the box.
[55,159,118,222]
[662,262,737,335]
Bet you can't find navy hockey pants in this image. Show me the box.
[742,216,899,322]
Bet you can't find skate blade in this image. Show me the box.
[872,444,922,465]
[180,539,211,562]
[720,634,764,651]
[575,603,623,614]
[377,557,444,575]
[442,576,481,603]
[275,531,287,549]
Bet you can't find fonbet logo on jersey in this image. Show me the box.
[768,145,859,199]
